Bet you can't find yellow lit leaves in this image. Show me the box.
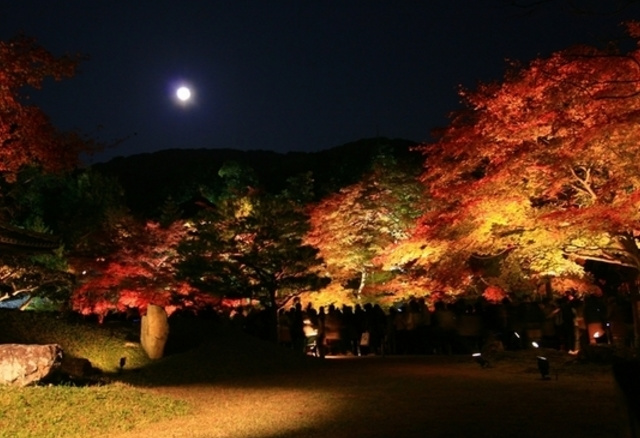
[550,276,602,297]
[234,196,253,219]
[461,195,532,252]
[526,246,585,279]
[411,27,640,300]
[376,238,447,272]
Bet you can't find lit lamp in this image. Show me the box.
[472,352,490,368]
[588,322,605,344]
[593,330,606,344]
[532,342,551,380]
[509,331,522,349]
[537,356,550,380]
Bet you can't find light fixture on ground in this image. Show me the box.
[472,352,490,368]
[593,330,608,344]
[510,331,522,349]
[537,356,550,380]
[532,341,551,380]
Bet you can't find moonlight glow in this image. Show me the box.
[176,86,191,101]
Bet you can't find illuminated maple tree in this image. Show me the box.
[0,37,100,306]
[71,220,216,322]
[404,23,640,303]
[306,154,424,303]
[0,35,94,181]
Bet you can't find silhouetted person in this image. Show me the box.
[433,301,457,355]
[290,303,305,354]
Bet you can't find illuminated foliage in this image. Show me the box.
[0,37,101,306]
[410,24,640,299]
[177,186,328,339]
[0,35,94,181]
[71,220,215,322]
[0,248,73,309]
[306,154,424,302]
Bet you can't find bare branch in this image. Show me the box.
[569,165,598,200]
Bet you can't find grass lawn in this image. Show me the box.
[0,383,189,438]
[0,310,630,438]
[0,310,190,438]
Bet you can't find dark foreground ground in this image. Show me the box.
[110,328,627,438]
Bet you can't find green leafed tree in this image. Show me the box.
[0,250,73,310]
[3,167,127,250]
[177,182,328,341]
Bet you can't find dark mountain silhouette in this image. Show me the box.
[91,137,420,218]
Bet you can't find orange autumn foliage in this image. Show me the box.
[407,24,640,298]
[71,221,217,322]
[306,157,424,302]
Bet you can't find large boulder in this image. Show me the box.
[141,304,170,359]
[0,344,63,387]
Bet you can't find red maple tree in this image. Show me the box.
[394,24,640,303]
[71,220,218,322]
[0,35,94,180]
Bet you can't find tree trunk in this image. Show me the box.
[544,277,554,301]
[268,288,279,343]
[356,269,367,301]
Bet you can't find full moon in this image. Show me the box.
[176,86,191,101]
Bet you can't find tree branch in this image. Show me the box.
[569,165,598,201]
[564,251,639,270]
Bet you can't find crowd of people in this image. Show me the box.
[234,294,634,358]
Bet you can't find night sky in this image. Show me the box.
[1,1,639,164]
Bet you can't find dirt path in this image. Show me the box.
[107,356,623,438]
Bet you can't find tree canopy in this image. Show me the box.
[404,22,640,302]
[177,181,328,339]
[0,36,100,309]
[306,153,425,304]
[71,220,217,322]
[0,36,94,181]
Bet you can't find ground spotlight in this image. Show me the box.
[593,330,608,344]
[537,356,550,380]
[532,341,551,380]
[472,352,490,368]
